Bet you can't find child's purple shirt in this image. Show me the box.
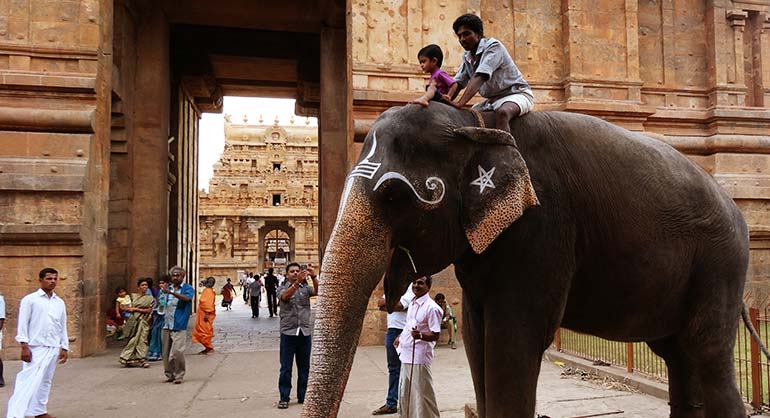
[430,68,455,95]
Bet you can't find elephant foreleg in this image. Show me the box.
[463,293,486,417]
[482,298,550,418]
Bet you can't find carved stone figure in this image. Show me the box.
[213,220,232,258]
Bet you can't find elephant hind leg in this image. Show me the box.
[684,336,746,418]
[682,262,747,418]
[647,337,704,418]
[691,346,746,418]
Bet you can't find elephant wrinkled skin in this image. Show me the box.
[302,103,749,418]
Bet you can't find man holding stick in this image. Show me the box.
[394,275,443,418]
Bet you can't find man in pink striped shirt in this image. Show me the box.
[394,275,443,418]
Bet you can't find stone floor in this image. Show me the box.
[0,296,757,417]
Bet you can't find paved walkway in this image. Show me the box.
[0,297,705,418]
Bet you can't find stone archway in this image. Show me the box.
[258,222,295,273]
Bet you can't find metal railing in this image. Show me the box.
[555,328,667,381]
[553,307,770,408]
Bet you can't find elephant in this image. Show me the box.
[302,103,750,418]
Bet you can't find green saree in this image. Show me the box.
[119,293,155,366]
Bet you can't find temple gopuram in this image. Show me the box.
[198,115,320,281]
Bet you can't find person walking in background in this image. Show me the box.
[276,263,318,409]
[192,277,217,355]
[147,275,169,362]
[264,268,279,318]
[243,272,254,304]
[372,285,414,415]
[394,275,442,418]
[0,290,5,387]
[434,293,457,349]
[249,274,263,318]
[118,278,155,368]
[221,278,236,311]
[6,268,69,418]
[161,266,195,384]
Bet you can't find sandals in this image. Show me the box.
[141,362,150,368]
[372,405,398,415]
[277,400,289,409]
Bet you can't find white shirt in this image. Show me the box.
[397,293,442,365]
[386,286,415,330]
[0,294,5,319]
[15,289,69,350]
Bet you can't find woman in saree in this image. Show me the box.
[118,278,155,367]
[147,275,169,361]
[192,277,217,354]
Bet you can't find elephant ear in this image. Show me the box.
[455,127,540,254]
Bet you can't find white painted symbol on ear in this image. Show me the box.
[470,165,496,193]
[373,172,445,205]
[349,131,382,180]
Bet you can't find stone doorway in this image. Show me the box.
[100,0,351,356]
[262,227,294,272]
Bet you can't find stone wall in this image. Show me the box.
[0,0,111,357]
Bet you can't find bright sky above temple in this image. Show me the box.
[198,97,319,191]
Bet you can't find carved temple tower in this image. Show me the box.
[199,115,320,281]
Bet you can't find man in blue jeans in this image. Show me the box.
[276,262,318,409]
[372,286,414,415]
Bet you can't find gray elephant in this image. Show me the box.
[302,103,750,418]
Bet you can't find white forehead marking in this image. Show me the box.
[373,172,445,205]
[350,131,382,180]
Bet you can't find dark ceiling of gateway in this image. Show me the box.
[160,0,345,114]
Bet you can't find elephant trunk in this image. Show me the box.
[301,179,390,418]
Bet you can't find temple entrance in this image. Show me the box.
[101,1,351,354]
[196,96,320,352]
[263,228,293,271]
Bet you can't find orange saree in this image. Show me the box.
[192,287,216,352]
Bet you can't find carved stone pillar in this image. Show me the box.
[758,13,770,106]
[726,10,747,87]
[319,26,353,257]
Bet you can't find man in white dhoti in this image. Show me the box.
[6,268,69,418]
[394,275,443,418]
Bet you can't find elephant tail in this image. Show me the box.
[742,304,770,360]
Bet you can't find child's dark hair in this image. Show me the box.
[452,13,483,37]
[115,286,127,294]
[418,44,444,68]
[435,293,446,301]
